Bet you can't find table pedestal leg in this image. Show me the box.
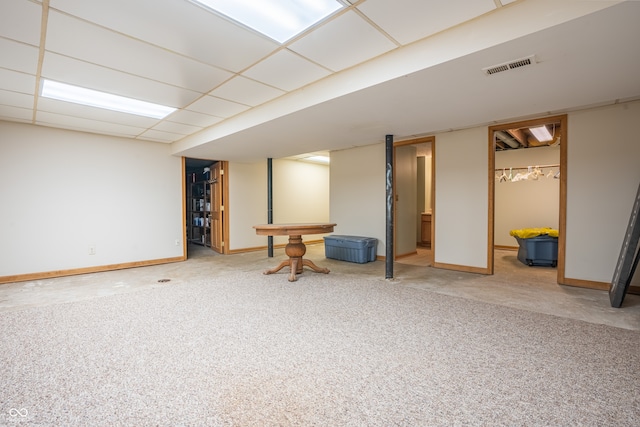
[262,234,330,282]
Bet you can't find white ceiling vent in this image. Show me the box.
[483,55,537,76]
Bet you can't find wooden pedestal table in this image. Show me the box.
[253,223,336,282]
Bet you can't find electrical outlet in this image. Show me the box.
[88,245,96,255]
[175,239,180,246]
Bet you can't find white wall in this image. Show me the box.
[273,159,330,245]
[565,101,640,283]
[227,160,267,251]
[330,144,386,255]
[434,127,489,269]
[0,121,183,277]
[227,158,330,250]
[494,146,560,247]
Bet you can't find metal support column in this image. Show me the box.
[385,135,394,279]
[267,158,274,257]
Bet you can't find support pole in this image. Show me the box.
[385,135,394,279]
[267,158,273,257]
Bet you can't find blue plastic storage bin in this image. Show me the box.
[324,235,377,263]
[514,235,558,267]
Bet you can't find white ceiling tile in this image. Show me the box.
[41,53,201,108]
[0,105,33,122]
[45,11,232,93]
[186,95,250,118]
[289,10,397,72]
[243,50,332,92]
[37,98,161,128]
[209,76,285,107]
[36,111,148,138]
[152,121,202,136]
[137,129,183,143]
[50,0,278,72]
[357,0,497,45]
[0,0,42,45]
[0,38,39,74]
[168,109,224,128]
[0,89,33,109]
[0,69,36,95]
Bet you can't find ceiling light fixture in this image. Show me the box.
[192,0,344,43]
[529,125,553,142]
[304,155,330,164]
[41,80,176,119]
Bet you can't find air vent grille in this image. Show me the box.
[483,55,536,76]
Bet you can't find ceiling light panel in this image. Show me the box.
[41,80,176,119]
[192,0,345,43]
[357,0,496,45]
[304,155,330,164]
[529,125,553,142]
[289,10,397,72]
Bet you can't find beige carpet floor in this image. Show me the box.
[1,265,639,426]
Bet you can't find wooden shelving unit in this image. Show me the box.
[186,170,212,247]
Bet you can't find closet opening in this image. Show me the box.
[185,157,228,259]
[488,115,567,283]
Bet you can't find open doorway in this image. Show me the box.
[185,157,228,257]
[394,136,435,267]
[488,115,567,282]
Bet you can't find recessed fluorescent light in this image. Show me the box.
[192,0,344,43]
[41,80,176,119]
[304,155,330,164]
[529,125,553,142]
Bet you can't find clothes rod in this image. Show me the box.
[495,163,559,172]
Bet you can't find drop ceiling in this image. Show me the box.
[1,0,639,162]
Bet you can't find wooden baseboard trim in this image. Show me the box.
[0,256,186,285]
[560,277,609,291]
[495,245,518,251]
[560,277,640,295]
[433,262,491,275]
[396,251,418,259]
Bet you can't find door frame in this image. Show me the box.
[487,114,568,283]
[182,158,229,255]
[209,161,227,253]
[393,136,435,261]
